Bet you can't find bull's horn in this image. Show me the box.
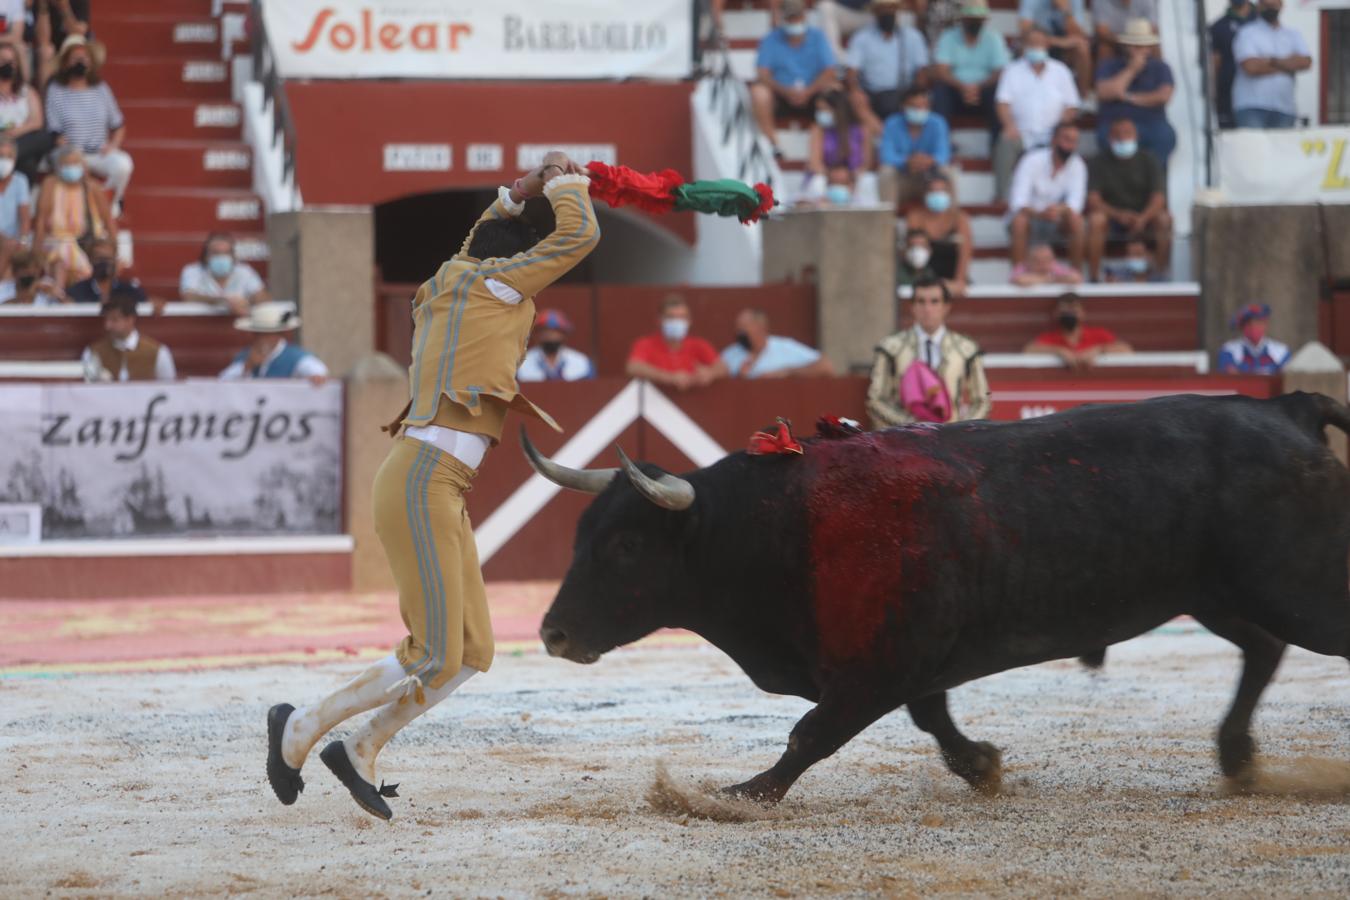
[616,447,695,511]
[520,427,617,494]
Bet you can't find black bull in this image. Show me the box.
[523,393,1350,802]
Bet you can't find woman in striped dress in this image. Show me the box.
[43,35,132,215]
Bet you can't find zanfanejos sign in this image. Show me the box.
[261,0,694,80]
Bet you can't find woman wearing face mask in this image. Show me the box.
[179,232,270,314]
[43,35,134,216]
[897,228,939,287]
[903,172,972,295]
[34,144,114,288]
[803,90,877,206]
[0,44,54,186]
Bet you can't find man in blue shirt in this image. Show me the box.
[1209,0,1257,129]
[931,1,1009,136]
[844,0,929,127]
[751,0,839,154]
[1232,0,1310,128]
[879,86,954,207]
[1094,18,1176,168]
[720,308,833,378]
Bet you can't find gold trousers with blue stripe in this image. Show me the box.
[373,436,494,689]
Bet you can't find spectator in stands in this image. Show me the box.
[845,0,929,127]
[626,294,722,391]
[1217,303,1290,374]
[897,228,939,286]
[0,249,60,305]
[1008,121,1086,269]
[1011,242,1082,286]
[517,309,595,382]
[994,27,1080,201]
[930,2,1008,137]
[220,301,329,382]
[1018,0,1091,93]
[33,0,91,87]
[0,44,54,185]
[67,236,148,305]
[879,86,953,208]
[1086,118,1171,282]
[1101,237,1157,282]
[44,36,133,215]
[0,134,30,278]
[80,288,176,383]
[1095,20,1176,168]
[721,308,834,378]
[803,90,877,204]
[1093,0,1158,48]
[820,0,874,58]
[750,0,839,156]
[1024,293,1132,369]
[1232,0,1311,129]
[867,275,991,426]
[1210,0,1257,129]
[903,171,972,294]
[180,232,270,314]
[34,145,115,287]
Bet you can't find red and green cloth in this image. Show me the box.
[585,162,775,225]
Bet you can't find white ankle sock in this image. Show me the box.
[280,655,409,769]
[345,665,478,783]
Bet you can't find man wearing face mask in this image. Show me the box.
[720,308,833,379]
[1018,0,1091,93]
[517,309,595,382]
[1209,0,1257,130]
[179,232,269,313]
[67,237,147,305]
[1231,0,1310,129]
[1217,304,1289,374]
[1086,118,1170,281]
[626,294,722,391]
[845,0,930,129]
[1008,122,1087,269]
[1024,293,1131,370]
[879,87,954,207]
[750,0,839,153]
[1101,238,1155,283]
[931,2,1009,138]
[1094,19,1175,167]
[993,27,1080,202]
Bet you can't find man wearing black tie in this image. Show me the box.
[866,275,991,427]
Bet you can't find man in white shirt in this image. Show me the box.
[180,232,270,314]
[993,27,1080,200]
[517,308,594,382]
[81,290,176,382]
[1007,122,1087,270]
[1232,0,1310,129]
[219,301,328,382]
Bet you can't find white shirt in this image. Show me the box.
[403,425,490,469]
[913,324,947,369]
[1008,146,1088,215]
[179,260,266,302]
[218,338,329,380]
[517,344,594,382]
[995,57,1080,147]
[81,329,177,382]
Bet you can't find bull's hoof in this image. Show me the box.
[721,774,787,804]
[944,740,1003,795]
[1218,732,1257,781]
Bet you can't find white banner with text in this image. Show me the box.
[0,380,343,540]
[260,0,694,80]
[1216,127,1350,205]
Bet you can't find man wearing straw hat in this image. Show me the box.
[265,151,597,821]
[1094,18,1176,167]
[219,300,328,381]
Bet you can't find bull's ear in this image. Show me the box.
[616,447,695,511]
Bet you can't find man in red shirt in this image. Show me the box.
[625,293,724,390]
[1024,292,1131,370]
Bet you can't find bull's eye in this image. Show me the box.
[603,531,642,564]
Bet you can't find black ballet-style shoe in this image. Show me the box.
[320,740,397,821]
[266,703,304,805]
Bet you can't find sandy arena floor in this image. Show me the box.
[3,629,1350,898]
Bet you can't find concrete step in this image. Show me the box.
[970,257,1012,285]
[101,58,231,102]
[123,187,263,232]
[123,139,252,189]
[104,0,214,14]
[95,15,221,59]
[971,212,1009,250]
[120,99,243,140]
